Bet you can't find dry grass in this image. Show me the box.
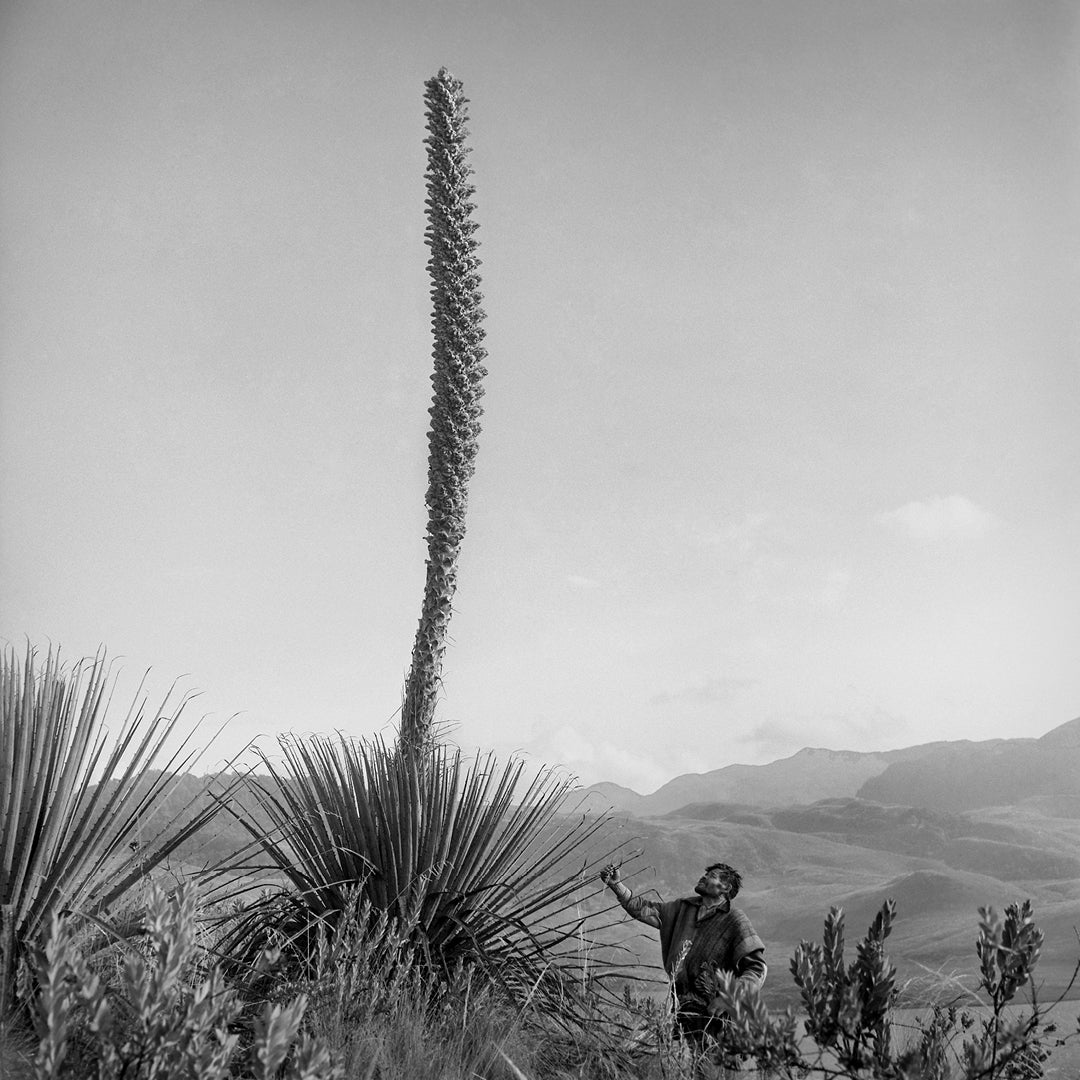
[0,1021,35,1080]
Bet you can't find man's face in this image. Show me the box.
[694,866,731,900]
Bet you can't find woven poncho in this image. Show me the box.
[625,894,765,1000]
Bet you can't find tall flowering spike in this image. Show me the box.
[400,69,488,755]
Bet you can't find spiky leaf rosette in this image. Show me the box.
[0,644,232,1013]
[217,736,634,1020]
[400,69,488,754]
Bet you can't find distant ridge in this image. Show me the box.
[859,717,1080,812]
[580,781,648,815]
[582,717,1080,816]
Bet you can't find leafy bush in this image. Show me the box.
[29,883,336,1080]
[712,898,1071,1080]
[960,901,1050,1080]
[795,899,899,1072]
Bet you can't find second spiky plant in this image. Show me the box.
[400,68,488,756]
[0,644,230,1014]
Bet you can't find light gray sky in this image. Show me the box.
[3,0,1078,792]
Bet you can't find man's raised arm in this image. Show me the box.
[599,864,662,929]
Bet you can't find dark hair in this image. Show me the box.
[706,862,742,899]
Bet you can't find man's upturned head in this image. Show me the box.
[694,862,742,900]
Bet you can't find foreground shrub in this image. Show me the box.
[712,898,1073,1080]
[275,889,541,1079]
[0,644,230,1016]
[796,899,899,1072]
[30,883,336,1080]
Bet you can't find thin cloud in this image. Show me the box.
[735,707,906,754]
[566,574,601,590]
[520,722,674,792]
[696,512,770,555]
[876,495,999,541]
[820,566,851,609]
[651,676,758,707]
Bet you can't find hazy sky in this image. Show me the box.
[3,0,1078,792]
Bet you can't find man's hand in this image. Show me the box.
[599,863,621,887]
[695,967,719,1001]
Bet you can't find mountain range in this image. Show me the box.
[582,716,1080,816]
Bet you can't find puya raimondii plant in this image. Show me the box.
[218,734,627,1020]
[400,67,488,756]
[31,882,337,1080]
[711,899,1069,1080]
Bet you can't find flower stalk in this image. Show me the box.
[400,69,488,755]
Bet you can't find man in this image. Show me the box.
[600,861,766,1069]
